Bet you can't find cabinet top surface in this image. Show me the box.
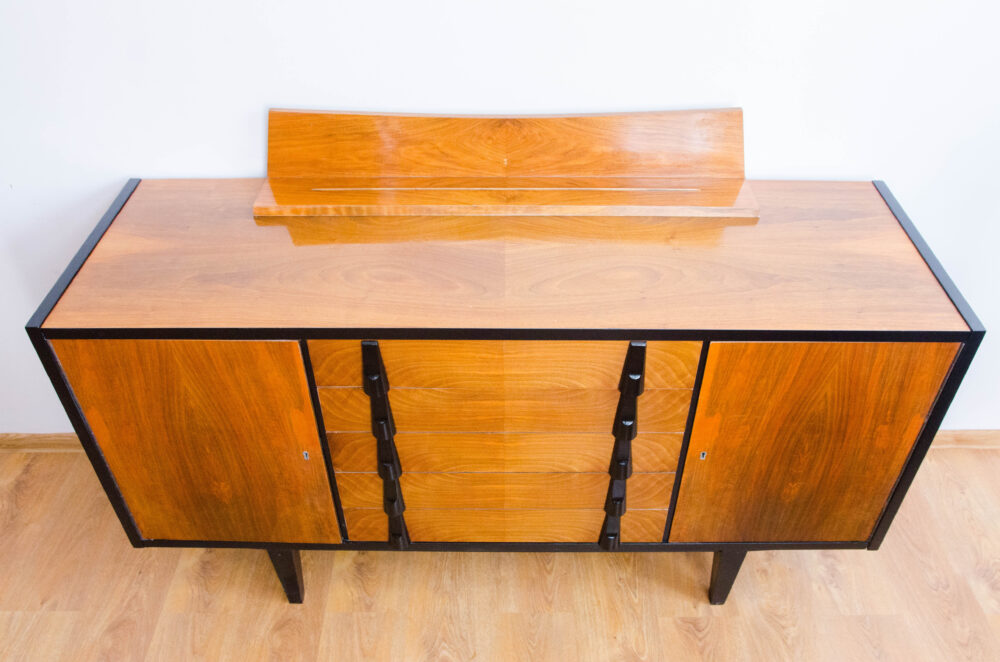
[43,178,967,332]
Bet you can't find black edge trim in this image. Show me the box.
[26,329,146,547]
[663,340,711,542]
[874,181,984,332]
[26,179,140,330]
[37,327,972,342]
[299,340,349,541]
[137,539,869,552]
[866,181,985,548]
[867,333,983,548]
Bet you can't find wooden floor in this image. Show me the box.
[1,433,999,661]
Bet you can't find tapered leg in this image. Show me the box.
[267,548,304,603]
[708,549,747,605]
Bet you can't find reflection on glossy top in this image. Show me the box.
[254,176,759,219]
[44,179,967,332]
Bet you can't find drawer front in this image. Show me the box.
[328,431,683,473]
[621,509,669,543]
[406,509,606,543]
[336,472,674,510]
[344,507,670,543]
[309,339,701,390]
[319,387,691,433]
[342,508,387,541]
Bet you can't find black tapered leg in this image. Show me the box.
[708,549,747,605]
[267,548,304,603]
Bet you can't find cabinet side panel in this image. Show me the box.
[669,341,959,543]
[50,338,342,543]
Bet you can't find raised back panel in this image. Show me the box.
[266,108,745,179]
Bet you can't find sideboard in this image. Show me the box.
[26,108,983,604]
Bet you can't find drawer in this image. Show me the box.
[407,509,606,543]
[335,472,675,510]
[309,339,701,390]
[327,431,684,473]
[621,510,669,543]
[342,508,387,541]
[319,387,691,433]
[344,507,671,543]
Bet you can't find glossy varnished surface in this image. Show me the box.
[335,472,674,511]
[669,341,960,543]
[254,176,759,219]
[49,339,342,543]
[44,179,967,331]
[327,431,683,473]
[265,109,746,179]
[319,387,691,433]
[309,339,700,390]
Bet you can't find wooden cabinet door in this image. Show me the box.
[669,342,959,543]
[51,338,342,544]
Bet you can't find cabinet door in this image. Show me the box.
[669,342,958,543]
[51,338,341,543]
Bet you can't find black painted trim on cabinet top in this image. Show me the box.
[874,181,984,334]
[26,178,140,331]
[299,340,350,542]
[662,340,710,542]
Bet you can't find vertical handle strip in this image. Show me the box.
[361,340,410,549]
[599,341,646,550]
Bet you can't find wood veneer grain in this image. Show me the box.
[49,338,342,543]
[44,179,967,331]
[335,472,674,511]
[620,509,670,543]
[327,431,683,473]
[405,509,606,543]
[319,387,690,433]
[309,339,701,390]
[265,109,745,179]
[341,508,387,541]
[669,341,960,543]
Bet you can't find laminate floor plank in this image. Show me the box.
[2,436,999,661]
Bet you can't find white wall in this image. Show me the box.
[2,0,997,431]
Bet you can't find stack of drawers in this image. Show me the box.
[309,340,701,543]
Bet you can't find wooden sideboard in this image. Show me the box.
[27,109,983,605]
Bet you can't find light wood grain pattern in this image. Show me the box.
[265,109,745,179]
[3,444,1000,661]
[670,341,960,543]
[328,431,683,473]
[254,176,758,219]
[49,338,342,543]
[342,508,386,541]
[621,509,670,543]
[0,432,80,452]
[319,387,690,433]
[406,509,606,543]
[309,339,701,390]
[335,472,674,510]
[44,179,967,331]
